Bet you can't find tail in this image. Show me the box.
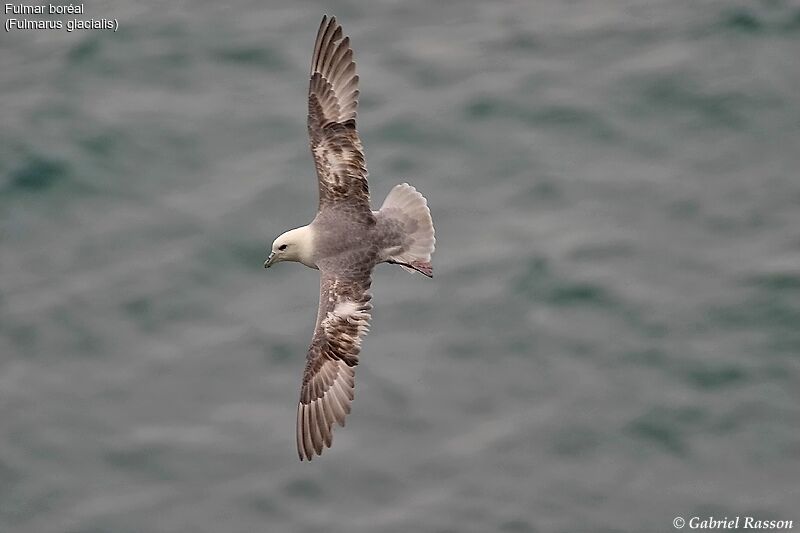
[379,183,436,277]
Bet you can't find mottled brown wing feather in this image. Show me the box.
[297,269,372,460]
[308,15,371,210]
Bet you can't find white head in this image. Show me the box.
[264,225,316,269]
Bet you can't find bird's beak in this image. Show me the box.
[264,252,276,268]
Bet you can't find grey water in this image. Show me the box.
[2,1,799,532]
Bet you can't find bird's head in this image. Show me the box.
[264,226,315,269]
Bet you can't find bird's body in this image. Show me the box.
[264,16,435,461]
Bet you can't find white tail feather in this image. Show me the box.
[380,183,435,274]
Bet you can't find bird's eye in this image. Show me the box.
[278,244,287,251]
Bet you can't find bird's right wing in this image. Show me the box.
[307,15,372,212]
[296,268,373,461]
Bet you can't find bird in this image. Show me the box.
[263,15,436,461]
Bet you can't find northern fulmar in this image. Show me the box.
[264,15,436,461]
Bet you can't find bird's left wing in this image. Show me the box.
[297,268,373,460]
[307,15,372,212]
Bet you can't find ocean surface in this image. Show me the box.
[2,1,799,531]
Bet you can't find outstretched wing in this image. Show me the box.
[297,269,373,461]
[308,15,371,210]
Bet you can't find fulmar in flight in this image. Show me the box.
[264,15,436,461]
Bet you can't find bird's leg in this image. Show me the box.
[386,259,434,278]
